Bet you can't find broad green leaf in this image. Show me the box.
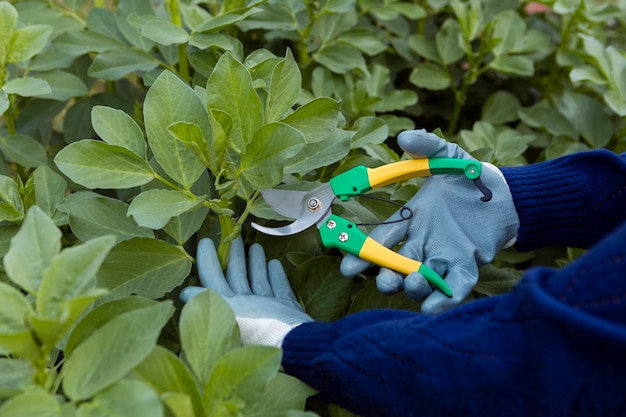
[65,296,159,356]
[32,70,88,101]
[58,192,154,243]
[579,34,610,73]
[167,121,211,167]
[350,116,388,148]
[436,18,464,65]
[491,10,525,57]
[0,175,24,222]
[314,42,368,75]
[249,373,317,415]
[180,289,239,386]
[55,140,156,189]
[206,52,263,153]
[0,282,34,333]
[519,103,578,139]
[128,189,205,230]
[63,301,174,401]
[494,129,534,163]
[570,65,607,85]
[281,97,341,143]
[408,34,441,63]
[482,91,521,124]
[0,134,47,167]
[96,238,191,301]
[459,121,497,151]
[604,90,626,117]
[266,50,301,122]
[322,0,355,13]
[4,206,60,294]
[163,203,210,245]
[54,30,123,55]
[203,345,282,412]
[338,28,387,56]
[0,2,17,41]
[144,70,209,188]
[290,256,352,321]
[554,0,581,14]
[88,47,160,80]
[134,346,203,417]
[510,29,550,54]
[1,77,51,97]
[557,91,613,148]
[92,106,147,158]
[194,7,262,32]
[37,235,116,319]
[314,11,356,44]
[7,25,52,63]
[0,358,34,397]
[409,62,450,90]
[141,19,189,46]
[77,380,163,417]
[488,55,534,76]
[33,166,67,225]
[0,390,61,417]
[238,123,304,193]
[0,91,8,115]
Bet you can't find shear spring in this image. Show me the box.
[354,194,414,227]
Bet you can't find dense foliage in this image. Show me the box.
[0,0,624,415]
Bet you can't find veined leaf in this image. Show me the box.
[144,70,209,188]
[314,42,368,75]
[436,18,464,64]
[128,189,205,230]
[7,25,52,63]
[1,77,51,97]
[0,134,47,168]
[88,47,160,80]
[92,106,147,158]
[409,62,450,90]
[0,390,60,417]
[489,55,534,76]
[282,97,341,143]
[167,121,211,168]
[54,30,123,55]
[0,2,18,41]
[63,301,174,401]
[3,207,60,294]
[284,129,352,174]
[491,10,525,57]
[266,49,301,123]
[0,175,24,222]
[55,140,156,189]
[32,70,88,101]
[141,19,189,45]
[77,380,163,417]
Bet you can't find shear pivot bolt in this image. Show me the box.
[307,198,321,212]
[326,220,336,229]
[339,232,349,243]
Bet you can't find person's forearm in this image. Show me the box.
[500,150,626,250]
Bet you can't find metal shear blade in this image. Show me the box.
[251,184,336,236]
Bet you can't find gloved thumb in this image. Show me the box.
[397,129,468,160]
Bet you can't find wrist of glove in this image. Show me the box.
[181,237,313,348]
[341,129,520,314]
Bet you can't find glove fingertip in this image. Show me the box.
[340,254,370,277]
[180,286,205,303]
[376,270,404,294]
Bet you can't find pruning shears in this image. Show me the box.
[251,158,492,298]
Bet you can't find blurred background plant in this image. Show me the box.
[0,0,624,415]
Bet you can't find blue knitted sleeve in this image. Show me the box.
[500,150,626,250]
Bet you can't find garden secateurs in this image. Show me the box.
[251,158,493,298]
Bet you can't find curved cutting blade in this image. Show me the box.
[252,184,336,236]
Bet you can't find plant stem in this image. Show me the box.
[168,0,190,83]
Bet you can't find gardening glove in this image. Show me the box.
[341,129,520,314]
[180,237,313,347]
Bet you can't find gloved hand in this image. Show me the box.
[341,129,520,314]
[180,237,312,347]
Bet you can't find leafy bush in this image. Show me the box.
[0,0,624,415]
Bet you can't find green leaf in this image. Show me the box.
[206,52,263,153]
[249,372,317,415]
[510,29,550,54]
[350,116,388,148]
[97,238,191,301]
[519,103,578,139]
[54,30,123,55]
[284,129,352,174]
[0,2,18,41]
[494,129,535,163]
[0,282,38,359]
[0,175,23,222]
[281,97,341,143]
[1,77,51,97]
[167,121,211,167]
[58,192,154,243]
[0,134,47,167]
[180,289,239,386]
[267,49,301,122]
[203,345,282,411]
[569,64,607,85]
[144,70,209,188]
[33,166,67,225]
[436,18,464,64]
[7,25,52,63]
[92,106,147,158]
[163,203,210,245]
[408,34,441,63]
[55,140,156,189]
[488,55,534,76]
[557,91,613,148]
[0,358,35,397]
[141,19,189,46]
[338,28,387,56]
[63,301,174,401]
[128,189,204,230]
[0,91,8,115]
[0,390,61,417]
[409,62,450,90]
[77,380,163,417]
[88,47,160,80]
[31,70,88,101]
[4,206,60,293]
[481,91,521,124]
[604,90,626,117]
[134,346,203,417]
[322,0,356,14]
[491,10,525,57]
[37,235,116,319]
[238,123,304,193]
[314,42,368,75]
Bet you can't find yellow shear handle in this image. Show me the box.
[359,237,453,297]
[367,159,431,189]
